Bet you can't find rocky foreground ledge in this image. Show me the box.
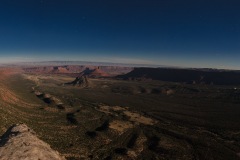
[0,124,65,160]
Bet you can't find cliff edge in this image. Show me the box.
[0,123,65,160]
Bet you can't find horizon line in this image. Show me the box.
[1,60,240,71]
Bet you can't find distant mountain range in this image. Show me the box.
[7,61,240,85]
[23,65,133,76]
[4,61,163,68]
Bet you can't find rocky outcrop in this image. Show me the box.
[78,67,110,78]
[0,124,65,160]
[65,75,90,87]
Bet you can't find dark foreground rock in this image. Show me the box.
[0,124,65,160]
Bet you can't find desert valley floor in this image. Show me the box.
[0,66,240,160]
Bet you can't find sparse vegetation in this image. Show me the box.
[0,68,240,159]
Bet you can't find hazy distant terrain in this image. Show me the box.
[0,65,240,159]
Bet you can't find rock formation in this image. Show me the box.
[23,65,133,76]
[65,75,90,87]
[0,124,65,160]
[78,67,110,78]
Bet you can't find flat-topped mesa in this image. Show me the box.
[79,67,110,78]
[0,124,65,160]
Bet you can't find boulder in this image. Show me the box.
[0,124,65,160]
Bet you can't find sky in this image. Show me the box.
[0,0,239,69]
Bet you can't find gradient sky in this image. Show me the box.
[0,0,239,69]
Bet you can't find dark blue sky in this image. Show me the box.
[0,0,239,68]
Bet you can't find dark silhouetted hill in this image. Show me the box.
[117,68,240,85]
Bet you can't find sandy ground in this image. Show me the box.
[97,105,158,133]
[123,111,157,125]
[109,120,134,133]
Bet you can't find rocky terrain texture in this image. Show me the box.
[1,67,240,159]
[65,75,90,87]
[63,67,110,88]
[0,124,65,160]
